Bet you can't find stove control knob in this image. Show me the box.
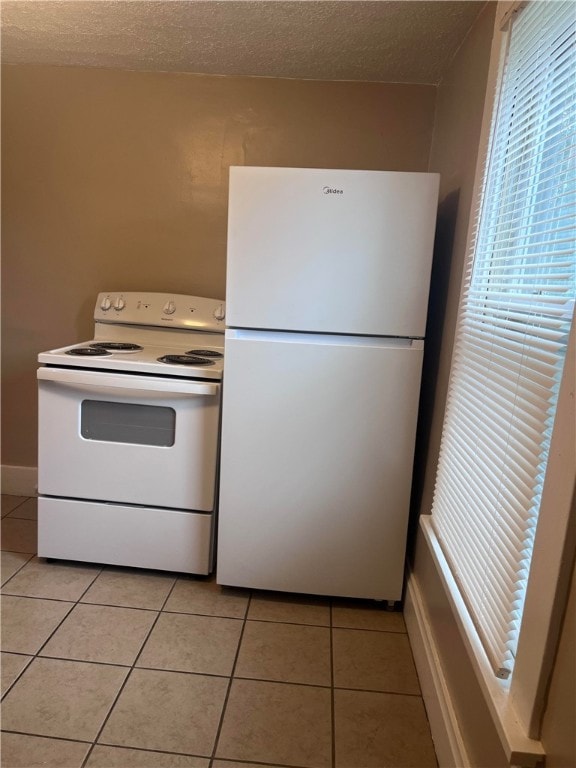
[100,297,112,312]
[163,300,176,315]
[213,304,225,321]
[114,297,126,311]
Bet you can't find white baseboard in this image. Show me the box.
[405,571,470,768]
[1,465,38,497]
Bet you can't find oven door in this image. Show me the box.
[38,367,221,511]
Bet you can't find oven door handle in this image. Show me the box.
[37,367,219,397]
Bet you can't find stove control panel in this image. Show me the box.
[94,293,226,332]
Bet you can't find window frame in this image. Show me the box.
[423,0,575,756]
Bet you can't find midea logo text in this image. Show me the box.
[323,186,344,195]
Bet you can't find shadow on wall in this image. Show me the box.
[407,188,461,563]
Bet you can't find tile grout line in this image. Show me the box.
[330,598,336,768]
[1,495,33,518]
[0,729,93,747]
[78,574,179,768]
[0,552,37,588]
[2,592,96,606]
[210,759,312,768]
[0,663,34,704]
[331,623,407,635]
[2,508,38,523]
[4,511,38,521]
[208,587,253,768]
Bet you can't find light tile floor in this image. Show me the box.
[1,494,438,768]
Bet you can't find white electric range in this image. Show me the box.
[37,292,225,574]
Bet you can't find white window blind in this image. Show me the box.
[431,0,575,680]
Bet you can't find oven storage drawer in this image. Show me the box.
[38,369,221,511]
[38,497,214,574]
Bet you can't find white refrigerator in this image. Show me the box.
[217,166,439,601]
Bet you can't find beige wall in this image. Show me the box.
[412,7,505,766]
[414,2,576,766]
[1,64,436,467]
[413,1,497,524]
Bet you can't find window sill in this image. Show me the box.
[419,516,545,768]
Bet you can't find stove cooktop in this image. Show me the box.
[40,340,225,380]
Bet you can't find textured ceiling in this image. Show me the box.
[1,1,486,85]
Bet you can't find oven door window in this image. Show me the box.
[80,400,176,447]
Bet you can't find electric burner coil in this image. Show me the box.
[158,355,216,366]
[186,349,223,358]
[66,347,112,357]
[90,342,143,352]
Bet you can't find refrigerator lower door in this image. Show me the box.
[217,330,424,600]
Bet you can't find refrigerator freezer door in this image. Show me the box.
[226,167,439,337]
[217,330,425,600]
